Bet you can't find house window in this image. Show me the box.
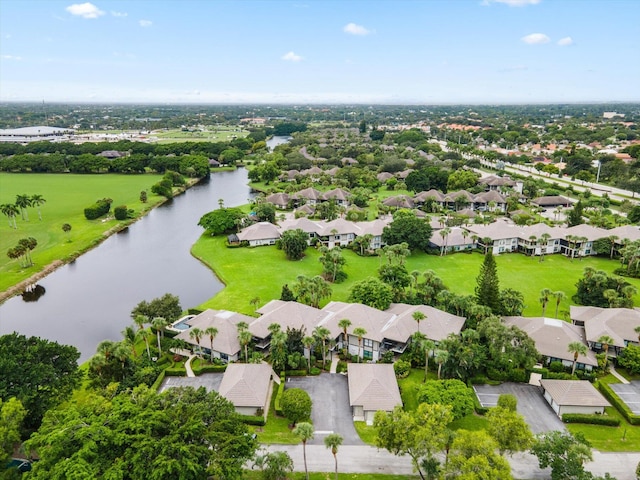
[220,353,228,361]
[363,350,373,359]
[363,338,373,348]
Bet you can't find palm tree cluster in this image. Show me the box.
[1,194,46,228]
[7,237,38,267]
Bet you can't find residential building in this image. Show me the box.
[540,379,610,417]
[347,364,402,424]
[571,306,640,357]
[218,363,280,416]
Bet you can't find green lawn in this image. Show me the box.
[0,173,166,292]
[192,236,640,316]
[354,421,377,446]
[250,387,303,445]
[151,127,248,144]
[566,406,640,452]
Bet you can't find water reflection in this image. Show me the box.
[21,284,46,303]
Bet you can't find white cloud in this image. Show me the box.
[65,3,105,19]
[111,11,127,17]
[281,51,303,62]
[500,65,528,72]
[521,33,550,45]
[557,36,574,46]
[1,55,22,61]
[139,19,152,27]
[343,22,372,36]
[482,0,541,6]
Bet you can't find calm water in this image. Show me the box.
[0,169,253,362]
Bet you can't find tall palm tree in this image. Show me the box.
[30,194,46,221]
[133,314,151,359]
[539,233,551,262]
[151,317,167,355]
[189,327,204,358]
[608,235,619,259]
[324,433,343,480]
[270,330,287,373]
[293,422,314,480]
[238,327,252,363]
[435,349,449,380]
[353,327,367,363]
[313,326,331,370]
[204,326,219,362]
[15,194,31,221]
[528,235,537,256]
[0,203,19,229]
[548,291,564,318]
[412,310,426,334]
[302,335,315,371]
[568,341,588,376]
[337,318,351,356]
[439,227,451,256]
[539,288,552,317]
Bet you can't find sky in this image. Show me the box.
[1,0,639,104]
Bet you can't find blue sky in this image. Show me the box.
[1,0,638,104]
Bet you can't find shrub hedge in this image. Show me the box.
[597,381,640,425]
[240,415,266,426]
[562,413,620,426]
[285,369,307,377]
[84,198,112,220]
[274,373,286,416]
[192,363,227,375]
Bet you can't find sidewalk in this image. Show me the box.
[610,365,630,384]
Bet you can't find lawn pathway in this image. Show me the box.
[609,365,630,384]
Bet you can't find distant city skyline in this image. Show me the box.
[1,0,639,104]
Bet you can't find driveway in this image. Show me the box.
[158,373,223,394]
[610,381,640,414]
[286,373,363,445]
[473,383,565,434]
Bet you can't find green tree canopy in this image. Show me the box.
[0,397,26,466]
[131,293,183,322]
[475,251,501,313]
[416,379,475,420]
[281,388,312,426]
[25,386,257,480]
[530,431,593,480]
[382,210,433,252]
[0,333,82,432]
[348,277,394,310]
[198,207,245,235]
[280,228,309,260]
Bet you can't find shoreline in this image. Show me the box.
[0,177,201,305]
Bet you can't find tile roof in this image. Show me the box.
[237,222,281,241]
[347,364,402,412]
[251,300,324,339]
[504,316,598,367]
[570,306,640,348]
[218,363,278,407]
[174,309,251,356]
[540,379,610,407]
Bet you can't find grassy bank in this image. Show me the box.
[192,235,640,316]
[0,173,165,293]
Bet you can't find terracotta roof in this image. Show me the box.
[218,363,278,407]
[347,364,402,412]
[540,379,610,407]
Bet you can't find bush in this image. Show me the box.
[240,415,266,426]
[192,363,227,375]
[309,367,321,375]
[281,388,312,425]
[336,361,347,374]
[497,394,517,412]
[549,361,565,373]
[84,198,112,220]
[285,369,307,377]
[562,413,620,426]
[274,373,286,416]
[393,360,411,378]
[164,367,187,377]
[114,205,129,220]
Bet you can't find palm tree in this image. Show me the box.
[528,235,537,256]
[30,194,46,221]
[553,291,566,318]
[0,203,19,229]
[439,227,451,256]
[303,336,315,371]
[324,432,343,480]
[204,326,219,363]
[313,326,331,370]
[134,314,151,359]
[62,223,72,240]
[539,288,552,316]
[337,318,351,356]
[608,235,619,259]
[121,325,139,358]
[151,317,167,355]
[461,229,469,249]
[238,327,252,363]
[270,330,287,373]
[598,335,615,358]
[412,332,435,382]
[539,233,551,262]
[353,327,367,363]
[435,349,449,380]
[189,327,204,358]
[15,194,31,221]
[412,310,426,334]
[568,341,588,376]
[293,422,314,480]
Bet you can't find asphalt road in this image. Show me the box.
[263,444,640,480]
[610,381,640,415]
[473,383,566,434]
[286,373,363,445]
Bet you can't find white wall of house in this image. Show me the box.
[492,238,518,254]
[559,405,606,416]
[249,238,278,247]
[353,405,365,422]
[347,335,379,362]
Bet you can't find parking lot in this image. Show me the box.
[158,373,223,394]
[286,373,363,445]
[473,382,565,434]
[610,381,640,414]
